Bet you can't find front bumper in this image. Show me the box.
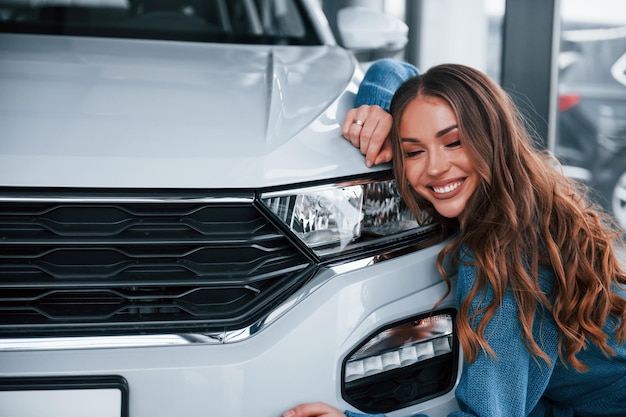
[0,241,460,417]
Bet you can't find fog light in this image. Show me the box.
[342,310,457,413]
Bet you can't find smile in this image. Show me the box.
[431,180,464,194]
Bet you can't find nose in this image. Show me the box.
[426,148,450,177]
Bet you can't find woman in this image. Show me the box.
[283,60,626,417]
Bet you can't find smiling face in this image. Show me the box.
[398,95,480,219]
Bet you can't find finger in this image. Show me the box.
[342,106,371,148]
[363,109,392,166]
[358,118,377,160]
[373,140,393,165]
[341,108,359,138]
[356,107,380,153]
[342,107,368,142]
[283,402,342,417]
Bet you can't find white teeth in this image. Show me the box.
[432,181,463,194]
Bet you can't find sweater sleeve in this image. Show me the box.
[355,59,419,112]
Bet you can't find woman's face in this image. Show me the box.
[398,95,480,219]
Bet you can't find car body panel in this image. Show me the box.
[0,33,376,189]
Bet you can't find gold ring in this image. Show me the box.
[353,119,364,127]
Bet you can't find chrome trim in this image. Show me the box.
[0,335,205,351]
[0,241,435,351]
[0,195,255,204]
[0,259,369,351]
[259,175,393,199]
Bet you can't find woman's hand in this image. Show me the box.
[282,401,344,417]
[341,105,393,167]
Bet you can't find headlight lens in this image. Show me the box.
[260,177,435,259]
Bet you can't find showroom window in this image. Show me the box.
[555,0,626,228]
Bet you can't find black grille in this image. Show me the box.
[343,355,456,413]
[0,190,316,337]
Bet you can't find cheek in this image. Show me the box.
[457,151,477,176]
[404,161,424,188]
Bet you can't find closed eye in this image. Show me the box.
[445,140,461,148]
[404,150,424,158]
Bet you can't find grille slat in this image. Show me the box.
[0,192,316,337]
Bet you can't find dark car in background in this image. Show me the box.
[556,23,626,227]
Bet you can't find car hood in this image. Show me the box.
[0,34,380,189]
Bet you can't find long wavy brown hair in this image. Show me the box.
[389,63,626,371]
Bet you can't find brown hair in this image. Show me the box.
[390,63,626,371]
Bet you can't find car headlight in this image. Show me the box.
[342,310,458,413]
[259,176,437,260]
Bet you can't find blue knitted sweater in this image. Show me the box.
[346,59,626,417]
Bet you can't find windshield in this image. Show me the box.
[0,0,321,45]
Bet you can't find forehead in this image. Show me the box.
[398,95,457,135]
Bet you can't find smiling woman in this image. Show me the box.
[397,95,479,219]
[284,59,626,417]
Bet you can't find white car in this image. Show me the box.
[0,1,460,416]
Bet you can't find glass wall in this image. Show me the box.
[555,0,626,227]
[414,0,504,82]
[323,0,506,80]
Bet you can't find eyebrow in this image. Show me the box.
[436,124,458,138]
[400,124,458,143]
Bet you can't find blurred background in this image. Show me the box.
[322,0,626,231]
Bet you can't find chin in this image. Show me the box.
[432,204,465,219]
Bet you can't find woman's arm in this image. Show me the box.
[342,59,419,167]
[354,59,420,112]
